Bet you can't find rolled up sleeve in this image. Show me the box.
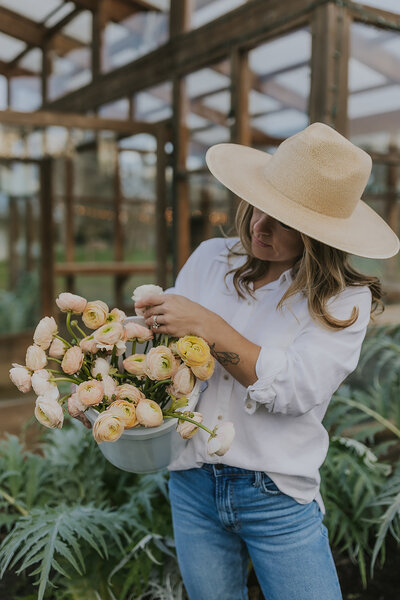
[245,286,372,417]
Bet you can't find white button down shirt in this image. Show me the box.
[165,237,372,511]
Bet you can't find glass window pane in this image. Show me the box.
[191,0,246,29]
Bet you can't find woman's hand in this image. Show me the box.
[135,293,215,340]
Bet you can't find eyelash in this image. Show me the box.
[278,221,292,230]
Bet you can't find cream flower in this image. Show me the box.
[123,322,153,343]
[145,346,178,381]
[132,284,163,316]
[207,422,235,457]
[77,379,104,407]
[93,321,124,346]
[82,300,109,330]
[102,375,117,400]
[91,357,111,379]
[67,392,87,417]
[48,337,67,359]
[107,399,138,428]
[31,369,59,400]
[176,411,203,439]
[108,308,127,322]
[176,336,211,368]
[26,345,47,371]
[61,346,84,375]
[122,354,147,376]
[35,396,64,429]
[171,363,195,397]
[93,412,124,443]
[168,340,180,356]
[79,335,99,354]
[56,292,87,313]
[191,357,215,381]
[115,383,145,405]
[9,364,32,393]
[33,316,58,350]
[136,399,163,427]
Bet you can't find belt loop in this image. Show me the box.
[254,471,262,487]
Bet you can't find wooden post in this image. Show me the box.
[156,123,168,288]
[25,197,34,272]
[92,0,106,79]
[114,152,126,308]
[41,41,51,104]
[385,143,399,282]
[8,197,19,290]
[170,0,192,278]
[65,157,75,293]
[309,2,350,135]
[39,157,55,317]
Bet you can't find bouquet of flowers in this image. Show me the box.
[9,285,235,458]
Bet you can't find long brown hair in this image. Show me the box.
[222,200,383,330]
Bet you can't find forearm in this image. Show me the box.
[197,311,260,388]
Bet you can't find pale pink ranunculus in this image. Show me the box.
[91,357,111,379]
[77,379,104,407]
[31,369,59,400]
[26,345,47,371]
[168,340,180,356]
[122,354,147,376]
[93,321,124,346]
[102,375,117,400]
[107,399,137,428]
[132,285,163,316]
[56,292,87,314]
[170,363,195,398]
[9,364,32,393]
[34,396,64,429]
[82,300,109,330]
[191,357,216,381]
[136,399,163,427]
[48,337,67,359]
[207,422,235,457]
[33,316,58,350]
[93,412,124,443]
[79,335,99,354]
[115,383,145,405]
[123,322,153,343]
[61,346,84,375]
[177,411,203,439]
[67,392,87,417]
[108,308,127,322]
[145,346,179,381]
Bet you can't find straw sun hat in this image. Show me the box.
[205,122,399,259]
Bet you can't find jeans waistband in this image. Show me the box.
[201,463,257,476]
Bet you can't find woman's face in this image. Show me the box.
[249,206,304,264]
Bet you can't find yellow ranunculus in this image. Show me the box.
[176,336,211,368]
[191,356,215,380]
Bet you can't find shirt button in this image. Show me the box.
[223,374,229,381]
[247,301,251,306]
[246,403,253,409]
[218,415,223,420]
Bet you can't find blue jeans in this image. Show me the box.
[168,464,342,600]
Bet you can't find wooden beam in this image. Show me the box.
[309,2,350,135]
[44,0,313,113]
[0,109,158,135]
[230,47,250,145]
[384,143,399,282]
[350,110,400,137]
[55,262,169,275]
[351,29,400,85]
[65,157,75,293]
[8,199,19,291]
[92,0,107,78]
[347,1,400,31]
[156,123,168,288]
[39,158,55,317]
[114,150,125,307]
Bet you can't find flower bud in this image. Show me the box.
[26,345,47,371]
[67,392,87,417]
[136,399,163,427]
[48,337,67,359]
[77,379,104,407]
[82,300,109,330]
[93,412,124,443]
[31,369,59,400]
[176,411,203,439]
[33,316,58,350]
[56,292,87,313]
[35,396,64,429]
[115,384,144,405]
[107,399,137,428]
[207,422,235,457]
[122,354,146,376]
[9,364,32,393]
[61,346,84,375]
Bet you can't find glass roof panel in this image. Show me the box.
[45,2,76,28]
[186,68,229,98]
[203,91,230,113]
[192,0,246,29]
[349,85,400,118]
[348,58,387,92]
[274,66,310,98]
[249,90,280,114]
[0,75,7,110]
[356,0,400,14]
[0,0,63,22]
[252,109,308,138]
[250,30,311,76]
[19,48,42,73]
[62,10,92,44]
[0,32,26,61]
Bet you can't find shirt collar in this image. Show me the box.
[214,238,294,290]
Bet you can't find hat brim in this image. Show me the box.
[206,143,400,259]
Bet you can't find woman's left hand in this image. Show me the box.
[134,294,213,339]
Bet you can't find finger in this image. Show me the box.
[146,314,165,329]
[135,294,165,309]
[143,306,166,319]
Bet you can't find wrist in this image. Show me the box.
[195,309,221,345]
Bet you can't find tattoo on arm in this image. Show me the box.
[209,343,240,366]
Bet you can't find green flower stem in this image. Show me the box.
[71,321,87,338]
[147,379,172,393]
[47,369,62,374]
[50,376,84,385]
[132,340,136,354]
[163,410,216,437]
[54,334,72,348]
[335,395,400,439]
[144,340,150,353]
[58,393,71,405]
[66,311,77,343]
[47,357,62,364]
[80,363,91,378]
[0,487,28,516]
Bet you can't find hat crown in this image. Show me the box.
[263,122,372,218]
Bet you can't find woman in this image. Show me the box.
[134,123,399,600]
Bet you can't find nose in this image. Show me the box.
[253,213,275,236]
